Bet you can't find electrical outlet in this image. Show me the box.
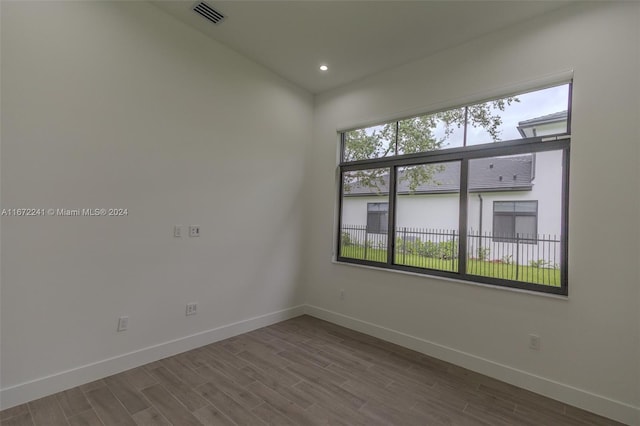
[186,303,197,316]
[529,334,540,350]
[340,289,345,300]
[117,316,129,332]
[174,225,182,238]
[189,226,200,237]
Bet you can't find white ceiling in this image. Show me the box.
[153,1,570,94]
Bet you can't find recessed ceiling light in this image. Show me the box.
[319,65,328,71]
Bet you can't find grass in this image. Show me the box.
[340,245,560,287]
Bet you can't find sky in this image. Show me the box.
[346,83,570,155]
[433,83,570,148]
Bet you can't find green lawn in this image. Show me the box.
[340,245,560,287]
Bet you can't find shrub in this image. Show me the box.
[436,240,458,260]
[477,247,490,261]
[529,259,550,268]
[501,254,513,265]
[341,232,353,247]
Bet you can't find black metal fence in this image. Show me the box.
[466,230,560,286]
[340,225,561,286]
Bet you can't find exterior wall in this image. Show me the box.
[342,194,459,230]
[469,150,563,236]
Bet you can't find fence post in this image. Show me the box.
[515,233,520,281]
[364,230,368,261]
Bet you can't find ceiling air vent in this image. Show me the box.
[193,2,225,24]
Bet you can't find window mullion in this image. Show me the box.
[387,166,397,265]
[561,148,570,293]
[458,159,469,277]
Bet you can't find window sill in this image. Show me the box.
[331,258,568,300]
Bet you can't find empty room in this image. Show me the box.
[1,1,639,425]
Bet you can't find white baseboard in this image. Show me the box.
[0,305,305,411]
[304,305,639,426]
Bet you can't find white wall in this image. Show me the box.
[0,1,312,407]
[307,2,639,424]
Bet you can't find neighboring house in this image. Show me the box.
[517,110,568,138]
[341,111,566,264]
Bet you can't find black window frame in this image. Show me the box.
[492,201,538,244]
[336,82,571,296]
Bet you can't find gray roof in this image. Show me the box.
[518,110,568,127]
[345,155,533,196]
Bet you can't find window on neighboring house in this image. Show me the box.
[493,201,538,243]
[367,203,388,234]
[337,82,571,295]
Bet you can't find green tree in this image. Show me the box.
[342,98,518,193]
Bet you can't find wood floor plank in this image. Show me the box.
[141,384,201,426]
[0,411,34,426]
[276,348,331,369]
[390,379,472,412]
[123,368,157,391]
[240,365,313,410]
[219,336,248,355]
[176,348,211,370]
[147,366,208,412]
[236,351,300,387]
[245,328,278,344]
[131,407,170,426]
[245,380,314,425]
[412,397,490,426]
[191,348,256,387]
[251,403,298,426]
[463,392,518,426]
[103,374,150,415]
[325,362,392,389]
[0,405,30,422]
[56,387,92,418]
[370,358,437,388]
[240,347,291,370]
[512,404,585,426]
[477,382,566,415]
[293,380,368,425]
[311,345,374,372]
[192,405,236,426]
[358,400,427,426]
[66,409,103,426]
[160,357,207,388]
[284,359,347,386]
[79,380,106,394]
[342,378,413,412]
[195,382,266,426]
[204,345,250,371]
[195,365,263,410]
[563,404,626,425]
[303,403,355,426]
[241,335,285,354]
[28,395,68,426]
[86,386,136,426]
[259,326,309,345]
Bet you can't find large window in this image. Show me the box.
[337,82,571,294]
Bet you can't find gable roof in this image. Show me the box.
[345,154,533,196]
